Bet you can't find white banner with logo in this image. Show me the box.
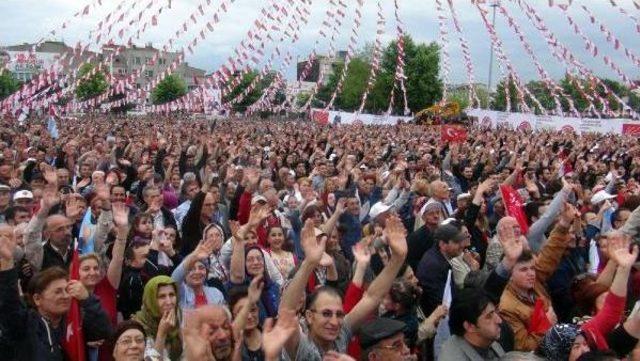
[467,109,640,136]
[311,109,413,125]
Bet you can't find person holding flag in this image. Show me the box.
[0,223,112,361]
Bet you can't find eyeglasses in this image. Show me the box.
[117,336,145,347]
[309,309,345,320]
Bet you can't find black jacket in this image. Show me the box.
[0,267,112,361]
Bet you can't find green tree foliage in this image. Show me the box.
[446,85,491,110]
[75,63,108,101]
[151,74,187,105]
[315,35,442,114]
[222,71,281,113]
[0,71,20,100]
[491,76,519,111]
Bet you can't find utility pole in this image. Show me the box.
[488,1,499,91]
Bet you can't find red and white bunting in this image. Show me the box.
[445,0,480,108]
[326,0,365,110]
[387,0,410,116]
[496,3,577,117]
[357,0,385,113]
[435,0,451,103]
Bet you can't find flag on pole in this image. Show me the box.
[500,185,530,234]
[62,239,86,361]
[440,124,467,143]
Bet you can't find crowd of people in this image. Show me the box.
[2,113,640,361]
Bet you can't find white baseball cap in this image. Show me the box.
[13,189,33,201]
[369,202,391,220]
[590,190,616,205]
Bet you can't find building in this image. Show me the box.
[0,40,207,91]
[101,42,206,90]
[295,51,347,85]
[1,41,98,82]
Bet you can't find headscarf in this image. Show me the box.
[133,275,182,360]
[536,323,582,361]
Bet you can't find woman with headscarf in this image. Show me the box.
[181,191,218,256]
[229,205,281,322]
[132,275,182,361]
[109,320,146,361]
[171,235,225,310]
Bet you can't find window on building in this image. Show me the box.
[135,57,141,65]
[145,70,154,77]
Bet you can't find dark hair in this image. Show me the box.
[108,320,147,353]
[124,240,149,262]
[576,350,618,361]
[525,201,543,223]
[5,205,29,221]
[306,286,343,310]
[449,287,493,337]
[301,204,321,223]
[516,250,534,264]
[227,285,250,313]
[181,191,207,255]
[388,279,421,311]
[26,266,68,308]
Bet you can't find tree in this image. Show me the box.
[0,71,20,100]
[75,63,108,101]
[151,74,187,105]
[491,76,519,111]
[524,81,556,114]
[379,36,443,114]
[221,71,280,113]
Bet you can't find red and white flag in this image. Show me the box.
[62,240,85,361]
[500,185,530,234]
[440,124,467,143]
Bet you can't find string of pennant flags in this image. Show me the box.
[3,0,640,119]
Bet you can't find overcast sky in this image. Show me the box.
[1,0,638,88]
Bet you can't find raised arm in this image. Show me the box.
[107,203,129,289]
[24,186,60,270]
[279,219,327,357]
[345,215,407,332]
[320,198,345,235]
[230,205,269,284]
[527,179,571,252]
[232,275,263,336]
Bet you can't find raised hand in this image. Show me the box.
[335,197,346,215]
[193,237,215,260]
[158,309,177,336]
[0,230,17,262]
[558,202,580,227]
[247,204,270,228]
[65,197,84,219]
[301,218,326,265]
[67,280,89,301]
[352,242,372,266]
[41,187,61,211]
[42,164,58,186]
[383,214,408,259]
[319,252,334,267]
[112,202,130,229]
[262,309,298,361]
[94,179,110,201]
[608,232,638,268]
[247,274,264,304]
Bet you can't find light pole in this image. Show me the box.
[487,1,498,91]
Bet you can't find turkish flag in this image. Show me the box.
[500,185,529,234]
[441,124,467,143]
[528,298,552,335]
[63,244,85,361]
[623,124,640,135]
[312,110,329,125]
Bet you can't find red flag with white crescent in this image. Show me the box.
[440,124,467,143]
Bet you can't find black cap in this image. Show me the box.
[359,318,406,349]
[433,219,467,243]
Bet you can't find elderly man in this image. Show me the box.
[359,318,411,361]
[23,189,74,271]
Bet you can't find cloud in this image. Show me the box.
[0,0,638,87]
